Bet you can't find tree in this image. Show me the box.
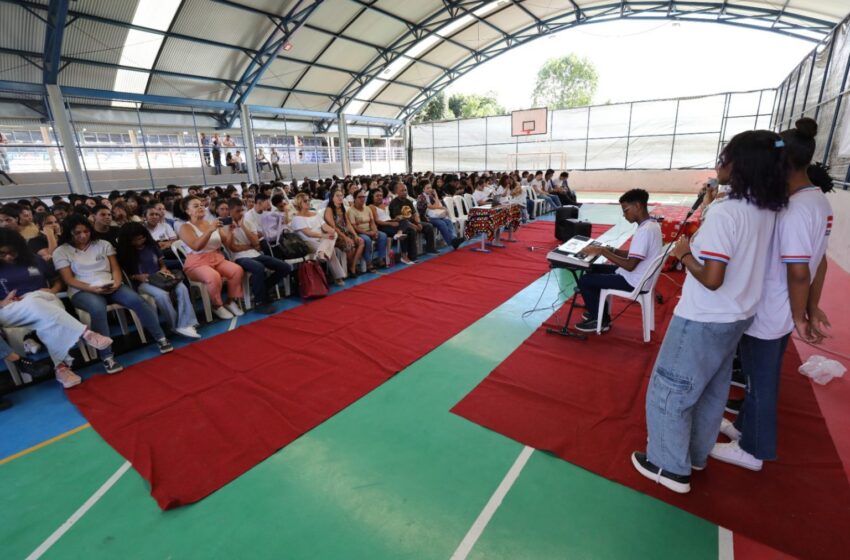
[447,92,505,119]
[411,91,448,123]
[531,54,599,110]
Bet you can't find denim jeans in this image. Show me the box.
[577,264,634,322]
[358,232,387,264]
[734,333,790,460]
[236,255,291,305]
[645,315,752,475]
[138,282,198,330]
[526,198,535,218]
[428,216,456,245]
[71,285,166,359]
[546,194,562,208]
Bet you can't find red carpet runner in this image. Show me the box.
[452,275,850,560]
[67,221,608,509]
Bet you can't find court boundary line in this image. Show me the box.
[0,423,90,466]
[26,461,131,560]
[450,446,534,560]
[718,527,734,560]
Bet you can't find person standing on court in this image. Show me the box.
[710,118,833,471]
[631,129,789,494]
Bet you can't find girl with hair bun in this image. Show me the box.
[632,129,789,494]
[710,118,834,472]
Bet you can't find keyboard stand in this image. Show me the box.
[545,265,587,341]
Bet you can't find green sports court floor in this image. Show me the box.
[1,200,734,559]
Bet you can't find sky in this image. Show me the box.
[443,19,815,110]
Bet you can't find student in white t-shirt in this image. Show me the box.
[711,118,833,472]
[632,129,790,494]
[575,189,662,333]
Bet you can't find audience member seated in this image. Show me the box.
[347,189,387,271]
[291,192,346,286]
[368,188,415,265]
[389,182,436,260]
[177,196,245,320]
[91,204,119,247]
[417,181,462,250]
[472,179,493,206]
[53,215,173,374]
[28,212,60,260]
[325,189,365,277]
[117,222,200,339]
[574,189,662,333]
[225,198,292,314]
[110,202,133,227]
[531,170,561,209]
[0,229,114,387]
[557,171,579,206]
[17,205,39,240]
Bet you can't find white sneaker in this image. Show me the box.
[213,306,234,320]
[225,301,244,317]
[174,326,201,339]
[719,417,741,441]
[709,440,763,471]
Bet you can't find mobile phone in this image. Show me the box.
[221,217,233,226]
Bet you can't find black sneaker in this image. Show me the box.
[574,318,610,333]
[103,357,124,374]
[451,238,464,250]
[730,368,746,388]
[16,358,54,381]
[725,398,743,415]
[157,339,174,354]
[255,303,276,315]
[631,452,691,494]
[0,398,12,411]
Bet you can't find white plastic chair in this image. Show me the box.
[443,196,465,236]
[222,246,283,310]
[463,193,476,212]
[596,248,668,342]
[171,239,213,322]
[524,186,547,218]
[74,302,148,353]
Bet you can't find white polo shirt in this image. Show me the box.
[747,186,832,339]
[147,221,177,242]
[675,198,777,323]
[53,240,116,296]
[616,218,662,288]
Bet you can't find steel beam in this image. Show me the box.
[41,0,69,84]
[220,0,323,128]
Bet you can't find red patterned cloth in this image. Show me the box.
[651,204,701,243]
[464,204,522,241]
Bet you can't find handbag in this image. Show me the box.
[277,232,310,260]
[298,260,328,298]
[146,270,184,292]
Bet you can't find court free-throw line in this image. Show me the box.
[26,461,131,560]
[718,527,734,560]
[450,446,534,560]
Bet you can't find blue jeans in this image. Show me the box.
[645,315,752,475]
[429,216,455,245]
[138,282,198,330]
[577,264,634,321]
[734,333,790,460]
[547,194,562,208]
[526,198,535,218]
[71,285,166,359]
[358,232,387,264]
[236,255,291,305]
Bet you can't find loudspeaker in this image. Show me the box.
[555,206,579,221]
[555,215,591,242]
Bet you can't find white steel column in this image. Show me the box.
[337,112,351,177]
[44,84,88,194]
[239,104,259,184]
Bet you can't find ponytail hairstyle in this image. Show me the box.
[717,130,788,211]
[780,117,818,171]
[808,161,834,193]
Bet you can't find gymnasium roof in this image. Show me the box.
[0,1,847,126]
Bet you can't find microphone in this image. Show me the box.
[688,191,706,215]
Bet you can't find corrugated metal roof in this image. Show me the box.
[0,0,847,122]
[0,3,46,53]
[170,0,277,50]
